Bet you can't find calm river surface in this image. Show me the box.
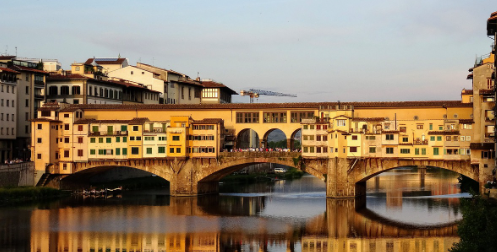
[0,167,467,252]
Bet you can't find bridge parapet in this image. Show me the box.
[219,151,301,159]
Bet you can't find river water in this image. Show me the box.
[0,167,467,252]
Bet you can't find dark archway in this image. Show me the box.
[290,128,302,151]
[235,128,260,149]
[264,128,287,149]
[59,166,169,190]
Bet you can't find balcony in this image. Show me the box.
[485,132,495,138]
[413,139,429,145]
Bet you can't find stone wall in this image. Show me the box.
[0,162,34,187]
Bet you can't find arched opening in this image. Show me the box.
[264,128,287,149]
[59,166,169,191]
[290,128,302,151]
[235,128,260,149]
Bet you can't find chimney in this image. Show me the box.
[196,77,200,81]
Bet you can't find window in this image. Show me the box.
[131,147,139,155]
[176,148,181,153]
[130,136,135,141]
[122,148,127,155]
[123,137,127,143]
[369,147,376,153]
[352,135,358,140]
[386,147,394,154]
[78,125,83,131]
[416,124,423,129]
[90,138,96,143]
[430,136,435,141]
[336,119,346,126]
[350,147,357,153]
[37,154,41,159]
[64,137,69,143]
[158,147,165,153]
[106,138,111,143]
[173,136,180,141]
[415,148,419,155]
[133,126,139,131]
[446,136,451,141]
[146,148,152,154]
[303,125,308,130]
[433,147,439,155]
[385,134,394,140]
[422,148,426,155]
[116,148,120,155]
[64,150,69,157]
[25,86,29,94]
[437,136,442,141]
[78,137,83,143]
[37,138,42,143]
[439,126,443,130]
[402,136,408,142]
[99,138,103,143]
[37,124,42,130]
[170,148,175,153]
[92,126,98,132]
[77,149,83,157]
[121,125,128,132]
[64,124,69,130]
[90,149,96,155]
[400,149,410,154]
[116,137,120,143]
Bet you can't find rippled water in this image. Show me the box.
[0,167,464,252]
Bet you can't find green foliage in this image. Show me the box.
[268,140,287,148]
[450,196,497,252]
[293,155,302,167]
[0,187,67,205]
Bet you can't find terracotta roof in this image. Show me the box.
[55,100,473,111]
[352,117,385,121]
[0,56,16,60]
[193,118,224,124]
[201,81,238,94]
[10,65,49,75]
[459,119,474,124]
[461,89,473,95]
[427,131,460,135]
[0,67,19,74]
[137,62,188,77]
[85,58,127,65]
[171,79,203,87]
[28,118,60,122]
[48,74,159,92]
[470,142,494,150]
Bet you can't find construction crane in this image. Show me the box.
[240,89,297,103]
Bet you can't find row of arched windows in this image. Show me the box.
[49,85,80,95]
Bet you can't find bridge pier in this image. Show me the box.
[326,158,366,198]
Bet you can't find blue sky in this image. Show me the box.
[1,1,495,103]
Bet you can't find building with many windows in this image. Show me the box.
[0,66,19,162]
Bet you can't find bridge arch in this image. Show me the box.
[235,128,261,149]
[198,152,326,183]
[263,128,288,149]
[290,128,302,150]
[350,159,478,184]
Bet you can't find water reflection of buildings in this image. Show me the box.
[368,168,462,208]
[23,198,461,252]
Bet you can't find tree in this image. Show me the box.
[449,195,497,252]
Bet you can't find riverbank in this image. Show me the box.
[0,187,70,206]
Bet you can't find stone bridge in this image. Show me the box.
[68,152,478,197]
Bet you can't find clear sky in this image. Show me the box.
[1,1,495,103]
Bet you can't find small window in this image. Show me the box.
[173,136,180,141]
[37,124,42,130]
[386,147,394,154]
[133,126,139,131]
[131,147,139,155]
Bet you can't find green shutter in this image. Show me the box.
[90,138,95,143]
[121,125,127,132]
[434,148,439,155]
[107,126,113,135]
[99,138,103,143]
[123,137,127,143]
[92,126,98,132]
[116,137,120,143]
[116,148,120,155]
[422,148,426,155]
[415,148,419,155]
[90,149,95,155]
[122,148,127,155]
[430,136,435,141]
[429,124,433,130]
[147,148,152,154]
[106,138,111,143]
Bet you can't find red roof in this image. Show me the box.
[0,56,16,60]
[0,67,19,74]
[56,100,472,112]
[85,58,127,65]
[201,81,238,94]
[10,65,49,75]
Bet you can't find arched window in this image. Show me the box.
[88,86,92,96]
[72,86,81,95]
[100,88,103,97]
[105,88,109,98]
[110,90,114,99]
[61,86,69,95]
[94,87,98,96]
[49,86,58,95]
